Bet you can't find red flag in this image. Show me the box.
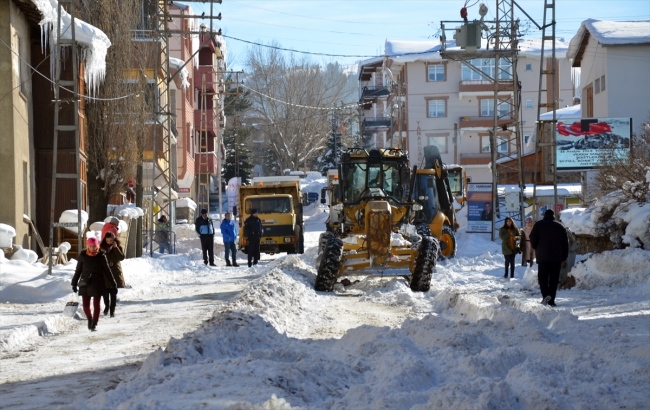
[339,123,345,133]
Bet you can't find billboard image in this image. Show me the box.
[556,117,631,171]
[467,183,493,233]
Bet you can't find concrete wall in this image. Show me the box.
[0,2,34,249]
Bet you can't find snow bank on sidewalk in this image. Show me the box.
[570,248,650,290]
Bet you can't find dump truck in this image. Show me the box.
[315,148,438,292]
[238,176,304,255]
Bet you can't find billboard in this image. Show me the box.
[556,117,631,171]
[467,183,493,233]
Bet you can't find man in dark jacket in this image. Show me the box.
[244,208,263,267]
[195,209,215,266]
[530,209,569,306]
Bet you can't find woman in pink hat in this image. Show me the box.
[71,237,116,331]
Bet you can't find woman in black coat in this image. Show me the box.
[71,237,116,331]
[100,232,125,317]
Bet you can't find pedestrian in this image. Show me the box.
[154,215,172,254]
[101,217,120,242]
[220,212,239,267]
[100,231,125,317]
[195,208,216,266]
[244,208,263,267]
[498,216,521,279]
[530,209,569,307]
[71,237,116,331]
[521,216,536,267]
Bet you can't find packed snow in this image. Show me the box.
[567,19,650,62]
[1,176,649,409]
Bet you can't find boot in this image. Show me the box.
[232,262,239,267]
[226,261,232,267]
[110,308,115,318]
[103,306,109,316]
[92,321,98,331]
[87,318,93,330]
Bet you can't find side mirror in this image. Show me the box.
[320,188,327,204]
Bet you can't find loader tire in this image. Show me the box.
[416,224,432,237]
[315,237,343,292]
[439,224,457,260]
[318,232,336,255]
[410,236,438,292]
[298,230,305,254]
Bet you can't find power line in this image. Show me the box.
[242,84,362,111]
[225,17,385,37]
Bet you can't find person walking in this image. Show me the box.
[244,208,263,267]
[71,237,116,331]
[220,212,239,267]
[530,209,569,307]
[195,208,216,266]
[100,232,125,317]
[521,217,536,267]
[154,215,172,254]
[498,217,521,279]
[101,217,120,242]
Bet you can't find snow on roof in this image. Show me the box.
[169,57,190,89]
[517,37,570,59]
[567,19,650,61]
[30,0,111,96]
[539,104,581,120]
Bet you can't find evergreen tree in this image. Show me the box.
[222,76,253,183]
[316,123,343,174]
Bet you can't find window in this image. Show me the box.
[461,58,512,80]
[600,75,606,92]
[427,135,448,153]
[524,135,531,144]
[480,98,510,117]
[526,99,533,109]
[427,64,445,82]
[481,135,508,154]
[17,37,27,95]
[427,99,446,117]
[595,78,600,94]
[525,63,532,71]
[23,162,28,215]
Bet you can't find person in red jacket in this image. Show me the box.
[101,217,119,241]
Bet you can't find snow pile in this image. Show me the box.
[0,224,16,248]
[10,246,38,264]
[30,0,111,95]
[108,204,144,219]
[59,209,88,234]
[569,248,650,289]
[169,57,190,89]
[567,19,650,62]
[176,197,197,210]
[561,193,650,248]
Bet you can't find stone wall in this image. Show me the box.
[574,234,616,254]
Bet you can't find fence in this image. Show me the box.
[142,230,177,255]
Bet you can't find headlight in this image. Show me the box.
[412,204,423,211]
[284,237,294,243]
[418,195,429,201]
[332,203,343,211]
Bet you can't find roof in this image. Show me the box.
[567,19,650,66]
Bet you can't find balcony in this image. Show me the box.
[460,153,491,166]
[458,115,513,129]
[195,66,217,93]
[194,108,217,134]
[362,117,391,133]
[359,86,390,104]
[195,152,218,175]
[458,80,514,98]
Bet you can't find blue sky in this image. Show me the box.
[190,0,650,70]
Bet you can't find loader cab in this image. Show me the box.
[340,149,407,205]
[413,172,441,225]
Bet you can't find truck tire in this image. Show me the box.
[410,236,437,292]
[439,224,457,260]
[315,237,343,292]
[298,230,305,254]
[318,232,336,254]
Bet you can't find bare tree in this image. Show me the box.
[76,0,152,222]
[244,44,355,172]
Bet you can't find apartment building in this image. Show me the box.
[359,38,574,184]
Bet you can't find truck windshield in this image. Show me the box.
[245,197,292,214]
[342,161,402,203]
